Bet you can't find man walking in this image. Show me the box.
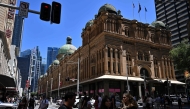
[28,95,35,109]
[58,92,76,109]
[39,95,49,109]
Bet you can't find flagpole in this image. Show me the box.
[138,2,141,22]
[133,6,134,19]
[145,7,147,23]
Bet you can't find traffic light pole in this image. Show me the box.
[0,2,40,14]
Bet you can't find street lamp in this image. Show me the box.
[126,65,130,93]
[58,73,60,98]
[51,78,53,97]
[46,80,48,97]
[66,58,80,96]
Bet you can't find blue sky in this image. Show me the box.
[17,0,156,61]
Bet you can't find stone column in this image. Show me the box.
[161,57,166,78]
[115,49,118,74]
[150,55,155,78]
[138,82,142,98]
[158,62,162,78]
[121,50,126,75]
[168,59,171,79]
[165,59,168,78]
[110,48,113,74]
[104,46,108,74]
[104,80,109,95]
[171,62,175,79]
[120,81,125,96]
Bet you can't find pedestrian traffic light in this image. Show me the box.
[40,3,51,21]
[51,1,61,24]
[164,81,168,86]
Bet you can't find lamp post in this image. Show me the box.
[126,64,130,93]
[51,78,53,97]
[46,80,48,97]
[66,58,80,96]
[58,73,60,98]
[143,70,147,96]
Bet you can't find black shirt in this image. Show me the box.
[58,104,72,109]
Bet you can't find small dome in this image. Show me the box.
[85,20,94,27]
[53,59,59,65]
[98,4,117,15]
[58,36,77,55]
[49,65,52,68]
[151,21,166,28]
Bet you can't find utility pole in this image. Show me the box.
[143,70,147,96]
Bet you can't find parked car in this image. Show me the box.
[0,101,18,109]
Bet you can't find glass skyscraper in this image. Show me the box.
[12,14,24,55]
[46,47,59,71]
[154,0,190,46]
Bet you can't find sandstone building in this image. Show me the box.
[38,4,184,98]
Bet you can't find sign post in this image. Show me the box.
[18,1,29,18]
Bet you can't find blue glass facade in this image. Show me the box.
[46,47,59,71]
[12,14,24,54]
[17,56,30,89]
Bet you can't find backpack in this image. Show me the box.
[40,99,49,109]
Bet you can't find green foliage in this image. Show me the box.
[169,39,190,72]
[30,92,37,96]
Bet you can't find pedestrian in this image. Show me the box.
[99,95,112,109]
[58,92,76,109]
[81,92,88,109]
[18,96,28,109]
[178,96,182,109]
[97,93,102,109]
[87,97,92,109]
[28,95,35,109]
[121,93,138,109]
[39,95,49,109]
[111,92,116,109]
[93,95,99,109]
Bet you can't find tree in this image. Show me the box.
[169,39,190,72]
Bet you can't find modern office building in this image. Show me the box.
[19,46,42,92]
[46,47,59,71]
[154,0,190,46]
[38,4,185,98]
[20,49,31,57]
[12,14,24,56]
[17,56,30,89]
[41,63,46,75]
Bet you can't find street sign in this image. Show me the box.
[18,1,29,18]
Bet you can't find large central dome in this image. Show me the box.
[98,4,117,15]
[58,36,77,55]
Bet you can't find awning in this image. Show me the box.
[154,79,185,85]
[96,75,144,82]
[0,74,16,87]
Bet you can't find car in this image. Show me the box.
[0,101,18,109]
[56,99,63,105]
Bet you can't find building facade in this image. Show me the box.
[0,0,17,100]
[46,47,59,71]
[154,0,190,46]
[38,4,184,98]
[12,14,24,56]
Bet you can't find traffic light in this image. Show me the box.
[51,1,61,24]
[40,3,51,21]
[65,77,70,81]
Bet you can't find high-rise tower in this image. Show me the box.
[154,0,190,46]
